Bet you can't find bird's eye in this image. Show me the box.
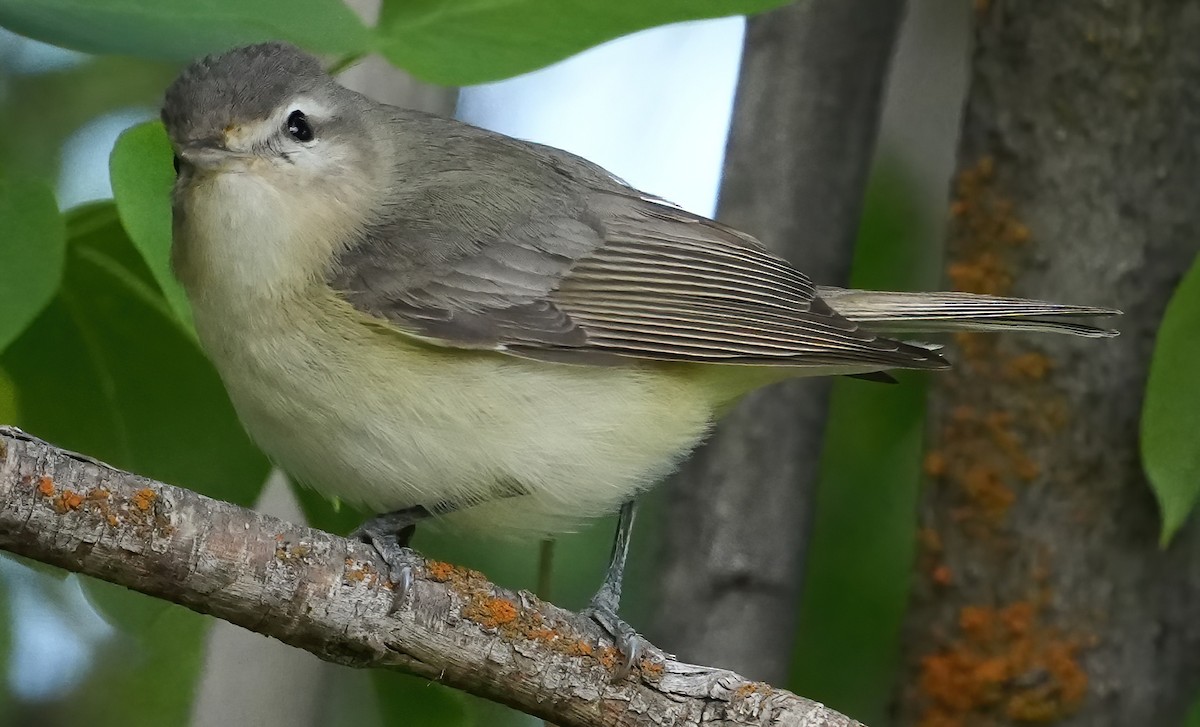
[172,154,182,176]
[286,110,313,142]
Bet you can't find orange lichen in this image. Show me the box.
[597,647,618,670]
[78,488,118,527]
[948,256,1011,297]
[918,602,1087,727]
[733,682,773,700]
[1006,352,1052,381]
[932,396,1056,530]
[961,464,1015,521]
[946,155,1034,323]
[911,154,1094,726]
[1006,641,1088,721]
[931,565,954,587]
[918,527,943,554]
[950,405,976,424]
[462,596,519,629]
[275,542,311,562]
[1001,601,1035,636]
[924,451,948,478]
[36,476,54,497]
[425,558,628,669]
[958,606,994,641]
[52,489,84,514]
[343,558,369,583]
[639,658,665,680]
[425,559,464,583]
[132,488,156,512]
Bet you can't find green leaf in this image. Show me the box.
[3,202,269,505]
[374,0,785,85]
[789,160,936,725]
[0,56,177,187]
[0,204,270,724]
[1142,251,1200,546]
[0,178,65,354]
[111,121,193,328]
[0,0,368,61]
[0,0,778,89]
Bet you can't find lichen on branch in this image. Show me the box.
[0,425,862,727]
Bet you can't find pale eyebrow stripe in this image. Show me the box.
[232,95,334,149]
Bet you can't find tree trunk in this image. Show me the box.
[655,0,907,685]
[896,2,1200,725]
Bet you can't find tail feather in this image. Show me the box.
[818,287,1121,338]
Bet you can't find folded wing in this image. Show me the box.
[328,123,945,371]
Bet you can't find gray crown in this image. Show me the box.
[161,42,328,141]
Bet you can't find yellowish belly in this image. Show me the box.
[195,294,717,537]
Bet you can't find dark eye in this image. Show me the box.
[286,110,313,142]
[172,154,182,176]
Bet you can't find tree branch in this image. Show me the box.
[0,426,862,727]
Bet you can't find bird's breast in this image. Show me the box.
[172,166,368,305]
[188,286,716,536]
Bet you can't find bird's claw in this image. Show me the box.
[353,525,416,612]
[582,602,655,680]
[385,558,414,610]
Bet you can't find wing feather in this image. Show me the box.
[329,117,945,371]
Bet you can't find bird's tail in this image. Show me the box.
[818,287,1120,338]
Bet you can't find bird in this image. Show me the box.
[160,41,1119,674]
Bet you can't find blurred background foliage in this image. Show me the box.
[0,1,937,724]
[0,1,1196,726]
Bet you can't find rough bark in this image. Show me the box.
[656,0,907,684]
[896,3,1200,726]
[0,426,863,727]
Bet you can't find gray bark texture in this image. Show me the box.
[655,0,907,685]
[896,2,1200,726]
[0,426,865,727]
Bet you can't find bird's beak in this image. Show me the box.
[178,137,234,170]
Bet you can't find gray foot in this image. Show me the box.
[351,506,429,611]
[579,499,660,679]
[582,602,648,679]
[581,579,663,680]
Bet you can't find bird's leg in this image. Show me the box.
[581,500,651,678]
[351,481,528,611]
[351,504,434,610]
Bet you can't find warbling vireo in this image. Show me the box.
[161,42,1118,671]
